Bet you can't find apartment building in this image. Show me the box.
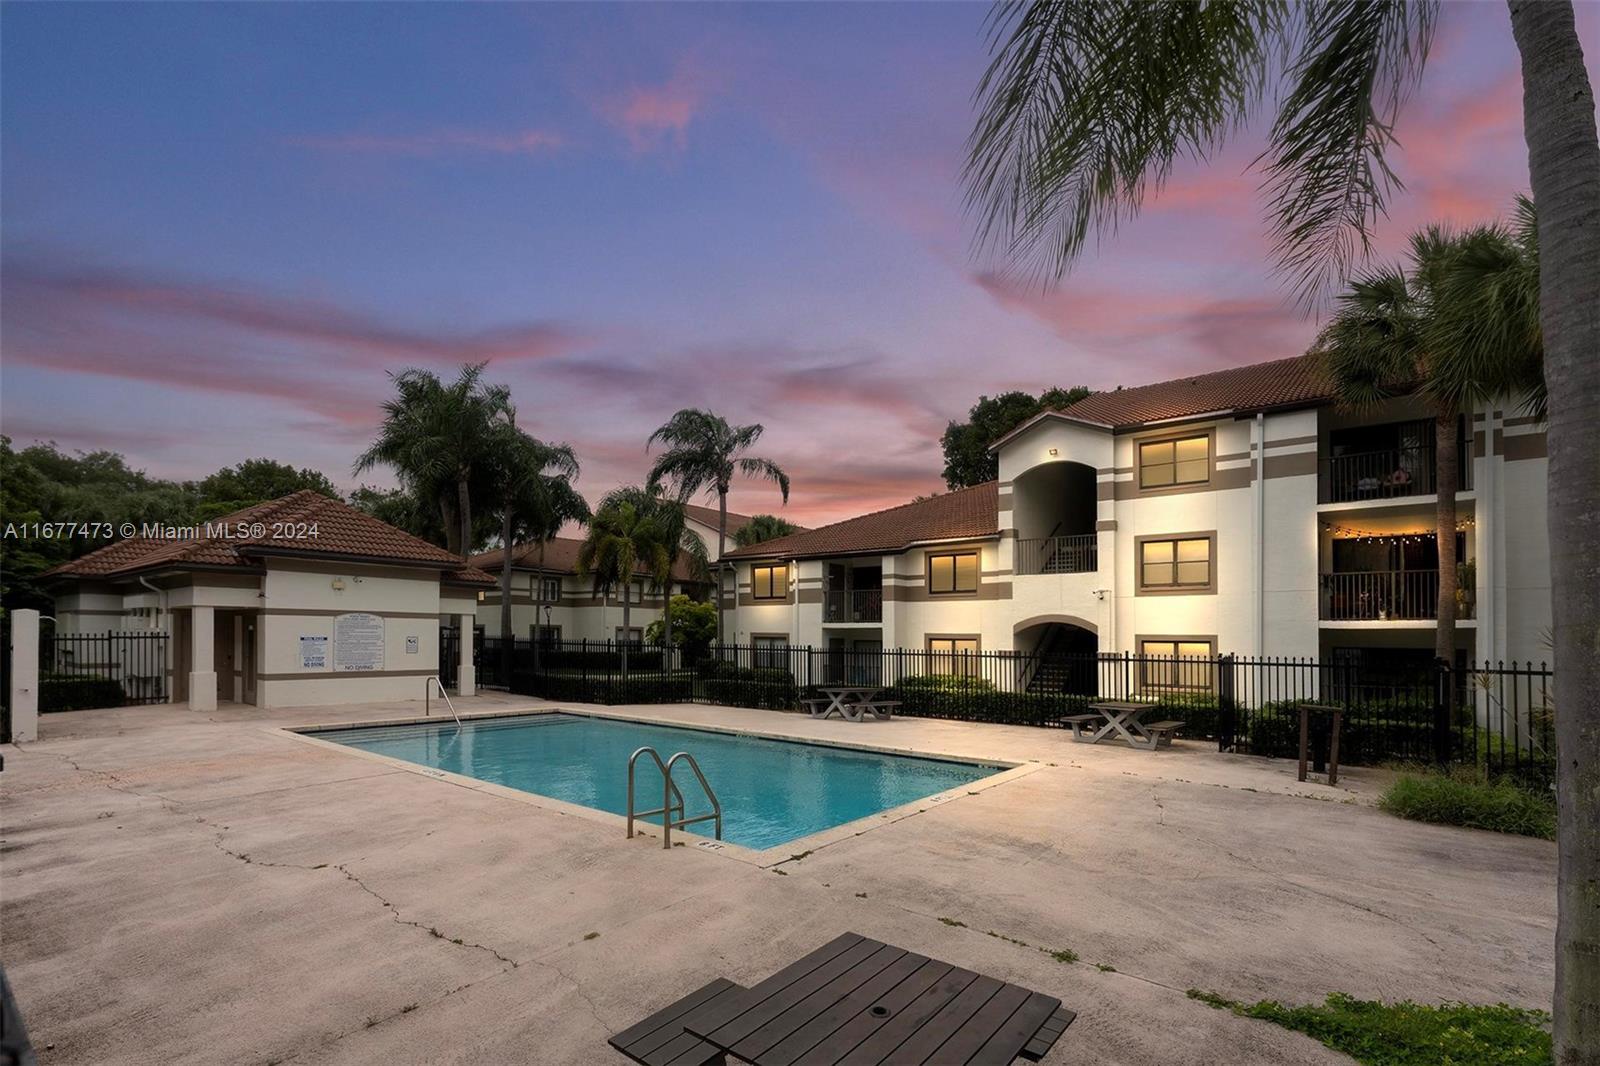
[472,505,748,642]
[722,354,1551,678]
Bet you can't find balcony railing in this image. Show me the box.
[1320,569,1475,621]
[824,589,883,623]
[1015,534,1098,576]
[1320,445,1471,503]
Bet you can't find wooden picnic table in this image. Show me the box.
[682,932,1073,1065]
[1061,700,1185,751]
[807,686,898,722]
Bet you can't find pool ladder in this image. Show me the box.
[626,747,722,850]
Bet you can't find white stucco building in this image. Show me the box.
[47,491,492,709]
[723,354,1551,679]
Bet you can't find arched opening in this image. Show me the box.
[1015,617,1098,696]
[1012,462,1098,574]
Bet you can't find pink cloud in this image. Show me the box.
[598,60,714,153]
[287,128,565,157]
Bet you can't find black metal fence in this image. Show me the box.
[37,630,171,710]
[477,637,1554,784]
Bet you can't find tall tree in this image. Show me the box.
[488,419,586,681]
[733,514,801,548]
[646,409,790,641]
[577,495,669,683]
[965,6,1598,1055]
[598,486,709,660]
[194,459,338,517]
[354,362,512,556]
[941,387,1091,489]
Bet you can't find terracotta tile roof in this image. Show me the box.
[723,482,999,561]
[998,353,1333,443]
[471,536,711,584]
[47,490,494,585]
[681,503,755,534]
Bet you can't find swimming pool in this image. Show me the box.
[312,713,1002,850]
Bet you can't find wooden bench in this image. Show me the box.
[1020,1005,1079,1061]
[1142,719,1186,748]
[1059,713,1100,740]
[609,978,746,1066]
[859,700,900,721]
[802,698,836,719]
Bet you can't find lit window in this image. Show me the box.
[927,637,980,677]
[928,552,979,594]
[1139,435,1209,489]
[751,564,787,600]
[1139,537,1212,590]
[1139,639,1214,689]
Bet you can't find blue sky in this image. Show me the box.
[3,2,1590,524]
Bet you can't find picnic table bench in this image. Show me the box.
[805,687,898,722]
[1061,701,1184,750]
[613,932,1075,1065]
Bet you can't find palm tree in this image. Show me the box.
[1317,229,1472,666]
[646,409,791,641]
[598,486,710,663]
[576,495,668,683]
[488,421,587,681]
[733,514,800,548]
[354,362,512,555]
[965,6,1597,1054]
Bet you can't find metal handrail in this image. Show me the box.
[626,745,722,850]
[425,675,461,726]
[627,746,686,843]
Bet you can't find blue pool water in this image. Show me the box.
[313,713,1000,849]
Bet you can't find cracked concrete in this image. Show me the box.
[1,695,1556,1065]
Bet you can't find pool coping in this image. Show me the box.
[275,706,1043,866]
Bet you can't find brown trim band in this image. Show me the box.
[1502,431,1547,461]
[1262,451,1317,479]
[258,609,447,619]
[257,669,439,681]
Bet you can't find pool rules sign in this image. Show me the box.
[333,612,385,672]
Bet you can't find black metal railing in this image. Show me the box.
[1319,569,1473,620]
[497,639,1553,785]
[823,589,883,623]
[1015,534,1098,575]
[1320,445,1472,503]
[37,630,171,709]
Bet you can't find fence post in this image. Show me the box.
[1432,657,1452,766]
[1217,653,1236,752]
[8,610,39,742]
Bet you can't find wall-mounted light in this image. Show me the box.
[331,578,346,592]
[1048,448,1059,457]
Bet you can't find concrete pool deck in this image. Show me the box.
[2,695,1556,1065]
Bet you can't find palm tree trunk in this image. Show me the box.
[499,508,514,688]
[532,542,547,673]
[440,492,461,556]
[457,475,472,557]
[1433,412,1459,667]
[621,596,631,686]
[717,490,729,645]
[1509,4,1600,1061]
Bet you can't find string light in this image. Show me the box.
[1322,515,1475,543]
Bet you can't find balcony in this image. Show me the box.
[1320,570,1475,621]
[1015,533,1098,576]
[824,589,882,623]
[1319,444,1472,504]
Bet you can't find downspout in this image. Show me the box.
[138,574,167,631]
[1255,413,1266,656]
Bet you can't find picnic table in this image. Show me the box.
[608,931,1075,1066]
[804,686,899,723]
[1060,700,1184,751]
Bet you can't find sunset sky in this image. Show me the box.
[4,3,1593,527]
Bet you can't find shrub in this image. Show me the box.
[703,666,798,709]
[41,676,127,712]
[1378,770,1555,840]
[509,671,691,705]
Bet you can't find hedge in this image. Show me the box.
[41,676,127,712]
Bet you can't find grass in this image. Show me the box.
[1378,771,1555,840]
[1187,990,1551,1065]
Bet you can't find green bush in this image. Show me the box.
[509,671,691,705]
[1378,770,1556,840]
[1187,989,1551,1066]
[702,666,798,709]
[40,676,127,712]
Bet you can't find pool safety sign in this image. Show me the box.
[299,635,328,669]
[333,612,385,672]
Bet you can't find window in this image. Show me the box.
[752,634,789,669]
[615,626,643,645]
[530,624,561,646]
[1139,536,1212,590]
[1139,639,1214,689]
[927,637,981,677]
[751,564,787,600]
[1138,434,1209,489]
[609,581,643,604]
[538,577,561,603]
[927,552,979,594]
